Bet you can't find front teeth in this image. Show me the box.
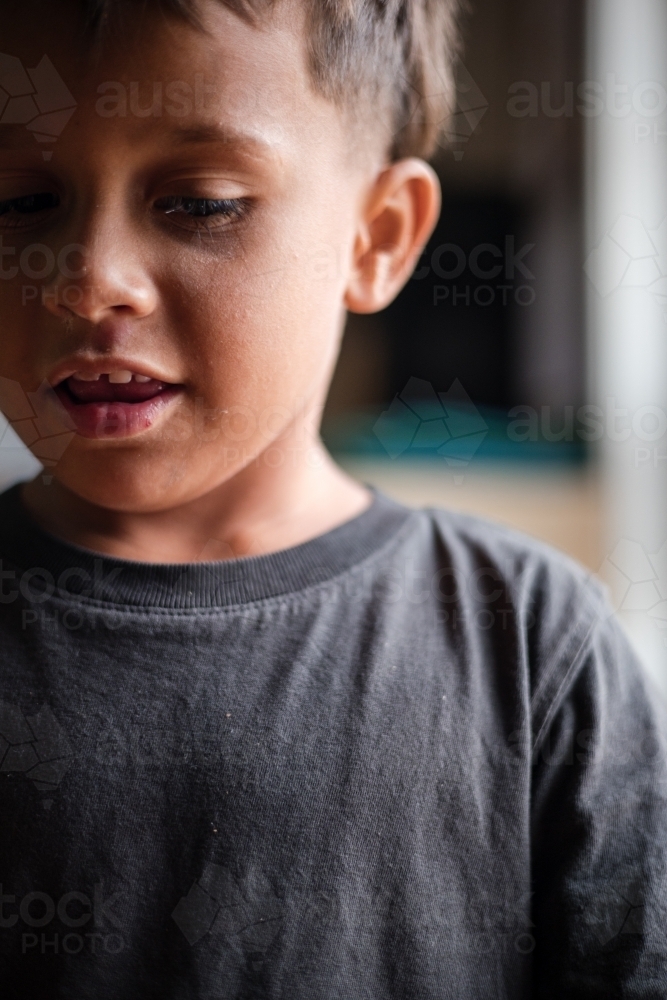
[71,370,154,383]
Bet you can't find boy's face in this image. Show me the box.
[0,0,381,512]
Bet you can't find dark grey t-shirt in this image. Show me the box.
[0,483,666,999]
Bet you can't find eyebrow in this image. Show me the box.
[169,124,239,145]
[0,121,282,161]
[163,122,280,157]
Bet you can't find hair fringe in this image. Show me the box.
[78,0,462,159]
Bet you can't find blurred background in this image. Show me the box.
[2,0,667,691]
[325,0,592,549]
[323,0,667,694]
[324,0,592,540]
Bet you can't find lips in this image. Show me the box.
[54,373,183,439]
[66,374,169,404]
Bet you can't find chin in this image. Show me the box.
[51,451,185,514]
[50,446,243,516]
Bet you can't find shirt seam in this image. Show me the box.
[0,510,420,617]
[530,591,604,751]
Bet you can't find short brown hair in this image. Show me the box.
[80,0,461,160]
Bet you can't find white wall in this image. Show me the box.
[0,417,41,493]
[586,0,667,696]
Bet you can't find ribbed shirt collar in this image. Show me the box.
[0,485,412,610]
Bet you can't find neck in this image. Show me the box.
[21,422,371,564]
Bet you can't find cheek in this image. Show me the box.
[165,227,350,406]
[0,286,40,380]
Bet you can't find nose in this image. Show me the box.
[42,209,159,325]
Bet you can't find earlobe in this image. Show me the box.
[345,158,441,315]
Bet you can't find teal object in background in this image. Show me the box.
[322,378,586,465]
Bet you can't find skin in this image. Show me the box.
[0,0,441,563]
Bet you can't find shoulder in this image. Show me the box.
[406,502,606,612]
[392,502,613,691]
[394,504,645,744]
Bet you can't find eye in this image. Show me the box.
[0,192,60,229]
[154,196,248,233]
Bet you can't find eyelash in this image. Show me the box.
[153,196,249,233]
[0,193,59,229]
[0,193,249,233]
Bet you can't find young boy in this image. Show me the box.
[0,0,666,996]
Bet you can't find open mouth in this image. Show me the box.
[54,370,184,439]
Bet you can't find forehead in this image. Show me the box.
[0,0,340,156]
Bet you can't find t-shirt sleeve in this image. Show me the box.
[530,587,667,997]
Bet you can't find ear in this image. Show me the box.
[344,158,441,314]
